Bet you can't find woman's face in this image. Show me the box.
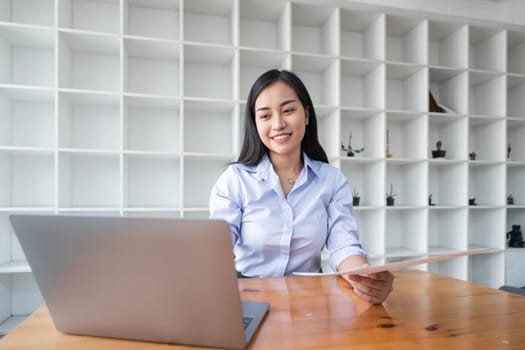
[253,81,309,160]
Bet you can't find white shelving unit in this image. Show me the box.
[1,0,525,336]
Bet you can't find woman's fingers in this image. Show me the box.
[346,271,394,304]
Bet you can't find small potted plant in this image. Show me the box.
[469,152,476,161]
[507,194,514,205]
[386,183,396,206]
[341,133,364,157]
[432,140,446,158]
[352,188,360,207]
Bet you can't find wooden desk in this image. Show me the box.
[1,270,525,349]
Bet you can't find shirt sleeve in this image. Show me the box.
[209,166,243,246]
[326,171,368,272]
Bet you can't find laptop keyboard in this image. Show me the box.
[243,316,253,329]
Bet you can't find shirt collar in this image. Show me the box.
[251,152,322,182]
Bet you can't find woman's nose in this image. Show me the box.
[272,114,286,129]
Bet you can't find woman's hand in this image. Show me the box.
[337,256,394,304]
[344,271,394,304]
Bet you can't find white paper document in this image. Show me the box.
[294,247,495,276]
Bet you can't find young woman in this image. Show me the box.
[209,69,393,304]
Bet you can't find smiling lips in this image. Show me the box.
[271,133,292,143]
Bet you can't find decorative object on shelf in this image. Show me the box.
[507,143,512,160]
[507,225,524,248]
[386,183,396,206]
[507,194,514,205]
[385,129,392,158]
[429,90,445,113]
[469,152,477,160]
[469,197,477,206]
[352,188,360,207]
[432,140,446,158]
[428,194,435,206]
[341,133,364,157]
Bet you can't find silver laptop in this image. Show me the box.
[9,214,269,349]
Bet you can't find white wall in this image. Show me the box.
[342,0,525,27]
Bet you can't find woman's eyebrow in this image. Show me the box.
[255,99,297,112]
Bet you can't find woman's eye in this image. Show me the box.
[259,114,270,120]
[283,108,295,114]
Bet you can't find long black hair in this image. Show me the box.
[237,69,328,166]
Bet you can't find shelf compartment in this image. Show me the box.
[507,165,525,206]
[183,0,234,46]
[59,152,120,208]
[468,118,505,162]
[239,0,289,51]
[468,163,505,206]
[468,25,505,72]
[124,95,180,153]
[239,49,288,100]
[0,273,42,334]
[428,208,467,253]
[58,91,120,151]
[506,208,525,242]
[0,25,54,87]
[340,110,384,159]
[183,44,235,100]
[385,161,427,206]
[291,54,338,107]
[181,210,210,219]
[291,2,338,56]
[429,68,468,115]
[340,9,384,60]
[385,64,427,112]
[428,21,467,69]
[183,159,228,208]
[58,0,120,34]
[58,31,120,92]
[123,209,181,217]
[385,15,426,64]
[468,207,505,289]
[316,108,339,158]
[468,71,505,117]
[507,75,525,119]
[340,160,384,207]
[0,151,54,207]
[386,112,427,159]
[340,59,384,109]
[0,86,54,148]
[0,0,54,26]
[124,156,180,208]
[507,30,525,75]
[354,209,385,259]
[124,0,180,40]
[507,119,525,162]
[428,116,468,160]
[0,213,27,270]
[124,37,181,96]
[429,162,468,206]
[385,209,427,258]
[468,251,504,289]
[183,99,235,155]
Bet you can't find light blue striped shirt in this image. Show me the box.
[209,153,366,277]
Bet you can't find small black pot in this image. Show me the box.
[432,150,447,158]
[353,197,360,206]
[386,196,395,206]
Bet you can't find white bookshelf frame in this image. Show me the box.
[1,0,524,335]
